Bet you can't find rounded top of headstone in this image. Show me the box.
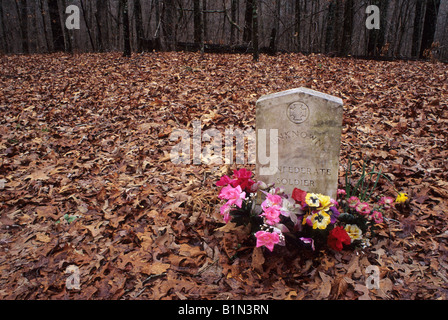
[256,87,343,106]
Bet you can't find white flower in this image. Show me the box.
[344,224,363,242]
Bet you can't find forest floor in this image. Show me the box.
[0,52,447,300]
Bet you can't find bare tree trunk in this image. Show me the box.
[61,0,73,53]
[155,0,161,39]
[80,0,95,51]
[243,0,253,44]
[134,0,144,52]
[393,0,413,57]
[274,0,280,48]
[0,2,9,52]
[194,0,201,44]
[48,0,64,52]
[193,0,204,53]
[341,0,354,56]
[420,0,441,58]
[367,0,388,57]
[412,0,426,58]
[15,0,29,54]
[120,0,132,56]
[202,0,207,41]
[38,0,51,52]
[230,0,238,45]
[162,0,176,51]
[295,0,301,52]
[252,0,259,61]
[95,0,110,52]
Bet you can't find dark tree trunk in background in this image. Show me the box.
[325,0,337,53]
[341,0,354,56]
[121,0,131,56]
[243,0,253,43]
[134,0,144,52]
[252,0,259,60]
[367,0,388,56]
[0,2,8,52]
[95,0,109,52]
[330,0,344,55]
[193,0,204,53]
[230,0,238,45]
[420,0,441,58]
[15,0,29,54]
[162,0,176,50]
[62,0,73,53]
[295,0,301,52]
[412,0,426,58]
[193,0,201,44]
[80,0,95,51]
[202,0,207,41]
[48,0,64,52]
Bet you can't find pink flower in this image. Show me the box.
[216,175,232,187]
[261,193,283,211]
[219,185,246,208]
[250,181,267,192]
[378,196,394,209]
[255,230,280,252]
[355,202,370,215]
[261,206,281,225]
[371,211,383,224]
[330,198,339,207]
[220,203,231,223]
[337,189,347,196]
[304,213,314,227]
[348,196,360,208]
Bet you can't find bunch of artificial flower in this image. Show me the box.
[216,169,397,253]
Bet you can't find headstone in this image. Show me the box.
[256,87,343,200]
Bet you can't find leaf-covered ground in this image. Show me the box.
[0,52,447,300]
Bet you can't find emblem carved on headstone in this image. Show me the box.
[287,102,310,124]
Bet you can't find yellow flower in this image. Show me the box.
[395,192,408,204]
[317,194,332,211]
[305,193,320,207]
[311,211,331,230]
[344,224,362,242]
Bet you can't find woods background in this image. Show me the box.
[1,0,447,61]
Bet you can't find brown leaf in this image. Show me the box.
[318,271,332,299]
[251,247,265,273]
[142,262,170,275]
[35,206,58,220]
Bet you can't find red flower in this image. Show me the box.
[216,175,232,187]
[327,226,352,252]
[292,188,307,207]
[230,168,254,192]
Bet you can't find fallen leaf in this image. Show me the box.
[142,262,170,275]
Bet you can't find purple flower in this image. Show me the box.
[329,206,340,224]
[300,237,315,251]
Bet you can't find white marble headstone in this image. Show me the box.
[256,87,343,199]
